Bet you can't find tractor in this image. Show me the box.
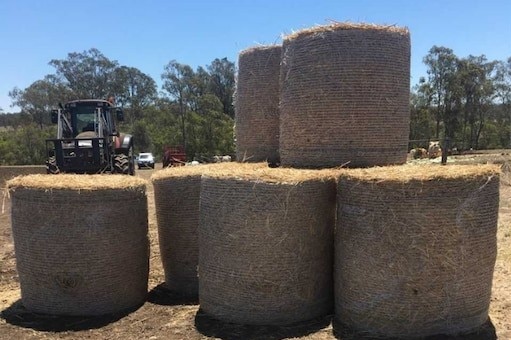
[46,99,135,175]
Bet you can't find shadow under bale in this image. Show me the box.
[146,283,198,306]
[0,299,142,332]
[332,318,497,340]
[195,308,332,340]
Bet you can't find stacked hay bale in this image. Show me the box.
[235,45,282,163]
[279,23,410,168]
[335,164,500,337]
[8,174,149,316]
[151,163,267,298]
[199,166,338,325]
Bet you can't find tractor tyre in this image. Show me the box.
[113,154,130,175]
[128,146,135,176]
[46,157,60,174]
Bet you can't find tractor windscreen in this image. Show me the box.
[70,105,97,135]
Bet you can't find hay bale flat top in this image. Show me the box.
[150,163,268,182]
[285,22,409,41]
[203,164,339,184]
[340,164,500,182]
[239,44,281,56]
[7,174,147,191]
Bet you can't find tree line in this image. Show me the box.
[0,48,235,165]
[1,46,511,165]
[410,46,511,150]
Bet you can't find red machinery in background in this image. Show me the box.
[162,145,186,167]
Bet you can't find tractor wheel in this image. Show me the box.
[46,156,60,174]
[128,146,135,176]
[113,154,130,175]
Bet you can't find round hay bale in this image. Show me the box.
[7,174,149,316]
[279,23,411,168]
[199,166,338,325]
[151,162,274,298]
[151,166,206,298]
[335,164,500,338]
[235,45,281,163]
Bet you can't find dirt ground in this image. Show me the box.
[0,156,510,340]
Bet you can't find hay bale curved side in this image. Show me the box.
[335,165,500,337]
[235,45,281,163]
[199,173,336,325]
[152,175,201,298]
[279,23,410,168]
[8,175,149,316]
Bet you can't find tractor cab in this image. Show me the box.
[46,99,133,175]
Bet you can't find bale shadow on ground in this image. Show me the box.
[194,308,332,340]
[146,283,198,306]
[332,318,497,340]
[0,299,143,332]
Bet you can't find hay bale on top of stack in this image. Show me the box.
[279,23,410,168]
[335,164,500,338]
[199,166,338,325]
[235,45,281,164]
[8,174,149,316]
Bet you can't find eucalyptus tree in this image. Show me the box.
[457,55,497,148]
[161,60,195,151]
[207,58,235,118]
[9,74,73,128]
[423,46,459,139]
[112,66,157,123]
[49,48,119,99]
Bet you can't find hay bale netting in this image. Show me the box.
[235,45,282,163]
[151,163,273,298]
[279,23,411,168]
[151,165,208,298]
[199,166,338,325]
[7,174,149,316]
[335,164,500,338]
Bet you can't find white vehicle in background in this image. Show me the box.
[137,152,155,169]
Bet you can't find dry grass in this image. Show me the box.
[341,163,500,182]
[285,22,409,41]
[0,155,510,339]
[7,173,147,191]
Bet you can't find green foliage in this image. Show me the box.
[6,45,509,167]
[414,46,511,150]
[0,124,55,165]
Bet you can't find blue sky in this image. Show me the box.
[1,0,510,112]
